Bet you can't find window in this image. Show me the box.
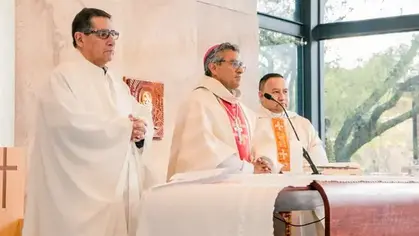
[324,0,419,23]
[324,31,419,174]
[258,28,302,112]
[257,0,301,22]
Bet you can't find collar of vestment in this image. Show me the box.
[74,50,111,79]
[196,76,241,104]
[258,105,298,118]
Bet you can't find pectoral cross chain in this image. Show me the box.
[233,118,244,144]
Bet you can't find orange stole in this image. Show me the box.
[271,118,292,236]
[220,100,251,162]
[271,117,291,171]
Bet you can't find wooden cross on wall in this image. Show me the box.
[1,148,18,209]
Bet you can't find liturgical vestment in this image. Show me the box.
[252,106,327,236]
[167,76,256,180]
[22,53,154,236]
[252,106,328,173]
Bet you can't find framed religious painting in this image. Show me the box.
[123,76,164,140]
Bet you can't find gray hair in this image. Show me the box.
[204,42,240,76]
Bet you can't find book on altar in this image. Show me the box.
[314,162,362,176]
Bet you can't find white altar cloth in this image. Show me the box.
[136,172,314,236]
[137,171,419,236]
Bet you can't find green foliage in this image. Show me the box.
[325,35,419,162]
[325,49,398,136]
[257,0,299,21]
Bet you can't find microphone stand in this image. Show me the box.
[263,93,320,175]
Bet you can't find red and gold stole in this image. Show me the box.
[271,117,291,171]
[220,100,251,162]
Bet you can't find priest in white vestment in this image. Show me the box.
[167,43,271,181]
[252,73,329,173]
[22,8,153,236]
[252,73,327,236]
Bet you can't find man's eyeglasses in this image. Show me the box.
[84,29,120,40]
[216,59,246,70]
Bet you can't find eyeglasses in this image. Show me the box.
[84,29,120,40]
[217,59,246,70]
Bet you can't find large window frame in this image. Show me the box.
[258,2,305,116]
[258,0,419,147]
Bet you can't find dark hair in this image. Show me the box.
[71,8,112,48]
[259,73,284,91]
[204,42,240,76]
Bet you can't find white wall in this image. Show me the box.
[0,0,15,147]
[15,0,259,184]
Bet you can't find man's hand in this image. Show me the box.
[129,114,147,142]
[253,158,272,174]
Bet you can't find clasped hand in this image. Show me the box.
[129,114,147,142]
[253,158,272,174]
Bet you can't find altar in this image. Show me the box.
[136,172,317,236]
[136,171,419,236]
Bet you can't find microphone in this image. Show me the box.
[263,93,320,175]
